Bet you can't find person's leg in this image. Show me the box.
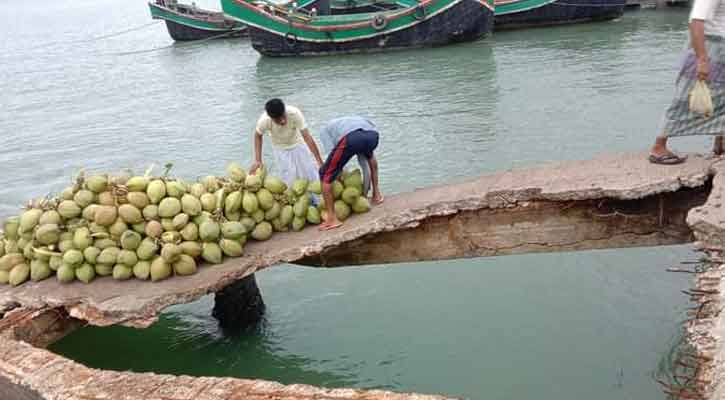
[649,134,685,164]
[368,155,383,205]
[714,136,724,155]
[318,136,356,230]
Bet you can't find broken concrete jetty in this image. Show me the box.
[1,151,724,400]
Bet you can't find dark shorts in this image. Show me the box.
[319,129,379,184]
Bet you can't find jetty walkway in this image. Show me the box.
[1,151,724,400]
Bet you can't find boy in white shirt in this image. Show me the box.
[250,99,324,185]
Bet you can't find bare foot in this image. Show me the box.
[319,221,343,231]
[371,194,384,205]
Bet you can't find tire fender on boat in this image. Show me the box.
[371,14,388,30]
[285,32,298,47]
[413,5,426,20]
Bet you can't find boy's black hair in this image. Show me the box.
[265,98,285,119]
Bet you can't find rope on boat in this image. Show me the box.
[108,30,241,56]
[28,21,162,50]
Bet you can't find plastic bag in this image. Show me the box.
[689,80,714,118]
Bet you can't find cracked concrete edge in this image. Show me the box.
[0,336,454,400]
[686,161,725,400]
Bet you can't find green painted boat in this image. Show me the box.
[221,0,494,56]
[494,0,624,29]
[149,0,247,41]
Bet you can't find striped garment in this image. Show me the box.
[661,36,725,137]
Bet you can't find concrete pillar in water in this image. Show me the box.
[212,274,265,330]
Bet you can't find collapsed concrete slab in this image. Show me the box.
[0,152,717,329]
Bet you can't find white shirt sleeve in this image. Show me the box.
[255,113,269,136]
[691,0,717,21]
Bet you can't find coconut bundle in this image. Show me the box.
[0,163,371,287]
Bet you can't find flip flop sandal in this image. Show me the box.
[648,154,686,165]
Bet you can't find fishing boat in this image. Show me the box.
[149,0,247,41]
[220,0,494,56]
[494,0,625,30]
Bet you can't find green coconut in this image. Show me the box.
[334,200,352,221]
[271,218,288,232]
[225,211,241,222]
[83,246,101,265]
[94,206,118,226]
[56,240,71,253]
[202,176,220,193]
[158,198,181,218]
[73,190,95,209]
[292,216,306,232]
[173,254,197,276]
[75,263,95,283]
[32,246,52,262]
[219,239,243,257]
[242,191,259,214]
[199,221,221,242]
[161,231,181,244]
[22,242,34,260]
[251,209,265,223]
[92,263,111,276]
[132,261,150,280]
[221,221,245,240]
[97,191,116,206]
[181,194,202,216]
[201,242,223,264]
[82,205,98,222]
[180,223,199,241]
[147,179,167,204]
[200,193,216,212]
[30,259,52,282]
[94,238,117,250]
[189,183,207,198]
[126,176,150,192]
[85,175,108,193]
[172,213,189,231]
[308,181,322,194]
[343,169,363,189]
[3,217,20,240]
[19,209,43,233]
[332,181,344,199]
[292,179,308,196]
[97,247,120,265]
[214,188,226,211]
[136,238,159,261]
[63,249,84,266]
[264,202,281,221]
[49,256,63,271]
[143,205,159,221]
[57,264,75,283]
[0,271,8,284]
[166,180,187,199]
[8,263,29,286]
[109,219,128,239]
[263,176,287,194]
[117,249,138,267]
[293,196,310,218]
[279,205,294,227]
[180,241,202,258]
[237,218,253,234]
[306,207,321,225]
[245,174,263,192]
[352,197,371,213]
[341,187,361,206]
[161,244,182,263]
[60,186,76,201]
[120,230,142,251]
[251,222,273,241]
[256,189,275,211]
[0,253,25,271]
[35,224,60,245]
[39,210,62,226]
[227,162,247,183]
[72,227,92,250]
[161,218,175,232]
[225,191,243,214]
[132,222,146,235]
[113,264,133,280]
[127,192,150,210]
